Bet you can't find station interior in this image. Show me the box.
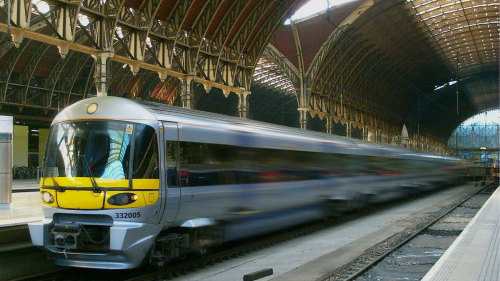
[0,0,498,280]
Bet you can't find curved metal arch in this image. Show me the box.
[244,0,297,91]
[46,50,77,107]
[317,37,372,95]
[189,0,225,75]
[139,71,161,101]
[0,39,29,102]
[231,0,275,58]
[306,1,374,84]
[246,0,295,68]
[211,1,249,52]
[341,51,390,95]
[264,45,300,86]
[230,0,280,89]
[68,55,93,95]
[314,33,365,94]
[324,55,392,113]
[212,1,253,86]
[0,33,14,58]
[115,70,135,97]
[57,52,90,94]
[83,60,96,99]
[312,31,364,90]
[167,1,198,73]
[20,43,51,104]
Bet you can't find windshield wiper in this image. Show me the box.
[80,155,101,193]
[51,176,64,192]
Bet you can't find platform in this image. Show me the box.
[422,184,499,281]
[0,180,42,227]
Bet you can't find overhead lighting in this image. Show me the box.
[434,80,457,91]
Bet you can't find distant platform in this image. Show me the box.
[422,184,499,281]
[0,180,42,227]
[11,179,39,192]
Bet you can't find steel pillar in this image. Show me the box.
[346,121,352,138]
[180,75,194,109]
[237,90,251,119]
[298,108,308,130]
[94,51,113,97]
[326,118,333,134]
[363,126,369,141]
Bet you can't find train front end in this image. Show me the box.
[28,97,163,269]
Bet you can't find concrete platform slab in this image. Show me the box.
[0,180,41,227]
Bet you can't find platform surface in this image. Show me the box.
[422,184,499,281]
[0,180,42,227]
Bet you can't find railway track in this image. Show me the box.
[6,182,489,281]
[0,225,32,252]
[322,181,497,281]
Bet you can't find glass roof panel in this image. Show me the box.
[407,0,499,77]
[252,57,295,95]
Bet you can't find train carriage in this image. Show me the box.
[29,96,466,269]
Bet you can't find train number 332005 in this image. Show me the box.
[115,212,141,219]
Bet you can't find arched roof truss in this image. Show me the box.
[0,0,301,113]
[265,0,498,140]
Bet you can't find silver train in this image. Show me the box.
[29,96,466,269]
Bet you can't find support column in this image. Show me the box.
[94,51,113,97]
[367,127,376,142]
[346,121,352,138]
[237,90,251,119]
[376,129,382,143]
[298,108,308,130]
[326,117,333,134]
[363,126,369,141]
[180,75,194,109]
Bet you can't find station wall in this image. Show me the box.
[13,125,28,167]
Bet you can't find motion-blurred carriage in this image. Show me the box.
[29,97,466,269]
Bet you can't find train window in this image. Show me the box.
[176,142,356,187]
[43,121,132,180]
[166,142,179,187]
[132,124,159,179]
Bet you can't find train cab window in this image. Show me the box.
[132,124,159,179]
[43,121,132,180]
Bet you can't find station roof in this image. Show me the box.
[0,0,498,142]
[254,0,499,140]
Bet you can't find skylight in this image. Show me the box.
[462,109,500,126]
[284,0,358,25]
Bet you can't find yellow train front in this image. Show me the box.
[29,98,163,269]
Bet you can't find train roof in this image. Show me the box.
[54,97,458,161]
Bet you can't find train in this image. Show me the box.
[29,96,467,269]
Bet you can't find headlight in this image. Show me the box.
[41,191,54,204]
[107,193,139,206]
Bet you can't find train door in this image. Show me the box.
[162,122,181,222]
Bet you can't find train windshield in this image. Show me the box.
[42,120,158,187]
